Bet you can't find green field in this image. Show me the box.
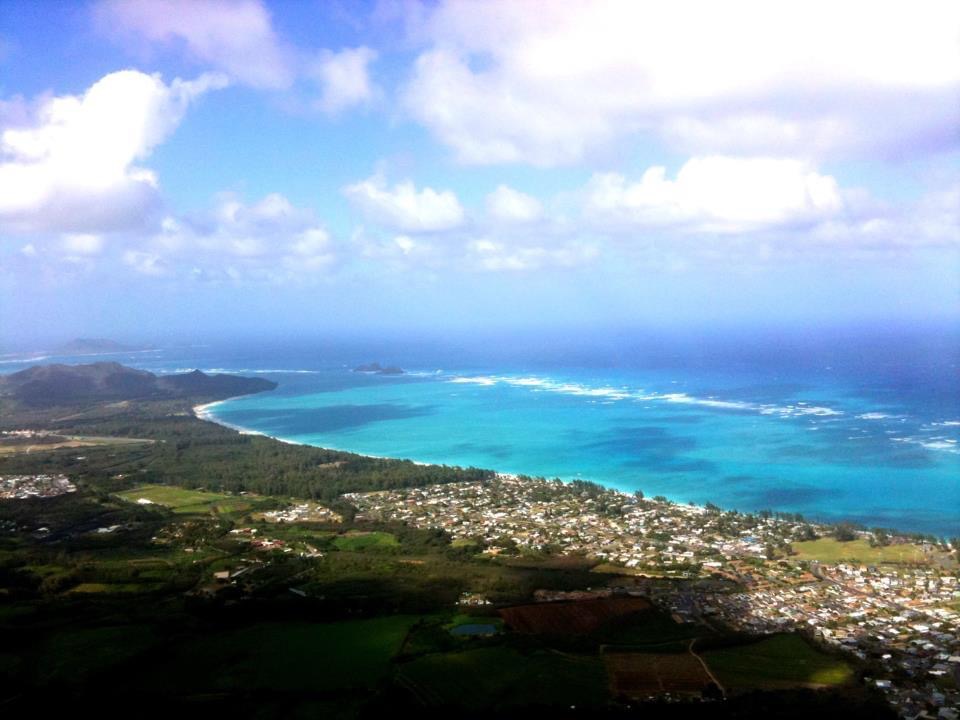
[704,634,854,689]
[334,530,400,551]
[145,616,416,694]
[790,538,940,565]
[116,485,251,514]
[35,625,160,688]
[396,646,608,708]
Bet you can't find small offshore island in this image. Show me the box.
[353,361,406,375]
[0,363,957,718]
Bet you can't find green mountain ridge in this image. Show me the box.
[0,362,276,407]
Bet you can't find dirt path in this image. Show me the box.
[688,638,725,696]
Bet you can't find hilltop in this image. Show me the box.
[0,362,276,407]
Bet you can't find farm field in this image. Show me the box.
[605,651,713,698]
[115,485,253,515]
[703,634,854,690]
[499,596,652,635]
[790,538,946,565]
[396,646,608,708]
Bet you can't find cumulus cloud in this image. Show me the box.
[467,238,598,272]
[402,0,960,165]
[61,233,104,255]
[344,175,465,232]
[584,156,844,233]
[310,47,378,114]
[0,69,226,234]
[96,0,293,89]
[129,193,337,281]
[486,185,542,223]
[123,249,166,275]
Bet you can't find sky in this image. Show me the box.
[0,0,958,348]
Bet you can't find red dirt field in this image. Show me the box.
[499,596,652,635]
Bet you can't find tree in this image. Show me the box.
[833,524,857,542]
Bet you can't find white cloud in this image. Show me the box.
[96,0,293,89]
[486,185,542,223]
[584,156,844,232]
[0,69,226,234]
[394,235,416,255]
[61,233,104,255]
[123,249,166,275]
[403,0,960,165]
[130,193,337,281]
[344,175,465,232]
[467,238,598,272]
[310,46,378,114]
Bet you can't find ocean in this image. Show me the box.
[3,326,958,536]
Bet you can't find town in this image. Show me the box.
[347,475,960,718]
[0,473,76,500]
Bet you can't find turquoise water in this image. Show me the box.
[4,331,958,536]
[203,363,959,537]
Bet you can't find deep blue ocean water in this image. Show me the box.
[3,327,958,536]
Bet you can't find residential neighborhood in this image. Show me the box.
[347,475,960,717]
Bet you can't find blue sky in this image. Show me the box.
[0,0,958,347]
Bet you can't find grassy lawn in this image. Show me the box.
[396,646,608,708]
[333,530,400,551]
[704,634,854,690]
[115,485,242,514]
[790,538,940,565]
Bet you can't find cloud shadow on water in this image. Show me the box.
[220,403,436,434]
[583,426,716,474]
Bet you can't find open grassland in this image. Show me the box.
[396,646,608,708]
[605,651,713,698]
[0,434,152,455]
[703,634,854,690]
[790,538,947,565]
[115,485,253,515]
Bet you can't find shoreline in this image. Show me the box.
[193,398,440,468]
[192,396,941,537]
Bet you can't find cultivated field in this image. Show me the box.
[499,596,653,635]
[605,651,713,698]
